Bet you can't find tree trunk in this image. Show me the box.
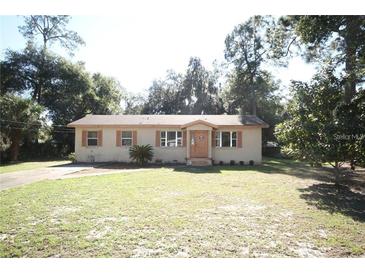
[350,159,356,170]
[249,74,257,116]
[343,16,359,104]
[251,89,257,115]
[333,161,341,185]
[35,46,47,104]
[9,129,22,161]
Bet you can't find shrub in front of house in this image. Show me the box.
[230,160,235,165]
[239,161,244,166]
[219,161,224,165]
[249,160,254,166]
[68,152,76,163]
[129,144,154,166]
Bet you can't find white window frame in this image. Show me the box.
[87,131,98,146]
[231,131,237,147]
[160,131,182,147]
[216,131,237,148]
[215,131,221,147]
[121,131,133,146]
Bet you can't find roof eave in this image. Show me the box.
[67,122,270,128]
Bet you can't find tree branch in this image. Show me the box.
[285,37,297,56]
[30,16,44,35]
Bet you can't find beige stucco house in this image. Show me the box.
[67,115,268,166]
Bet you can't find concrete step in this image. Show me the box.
[187,158,212,166]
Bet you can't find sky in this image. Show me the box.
[0,5,317,98]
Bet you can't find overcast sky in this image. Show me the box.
[0,4,317,97]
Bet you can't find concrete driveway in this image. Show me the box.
[0,164,98,191]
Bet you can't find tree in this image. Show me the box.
[18,16,85,103]
[19,16,85,53]
[224,16,283,143]
[1,47,124,156]
[225,16,279,116]
[43,60,123,153]
[1,47,123,125]
[222,69,283,144]
[275,68,363,182]
[129,144,154,166]
[1,44,58,102]
[271,15,365,104]
[271,16,365,166]
[143,70,184,114]
[90,73,124,115]
[335,90,365,168]
[123,92,145,114]
[179,57,224,114]
[0,95,43,161]
[143,58,224,114]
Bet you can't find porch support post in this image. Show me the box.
[186,130,191,159]
[208,129,212,159]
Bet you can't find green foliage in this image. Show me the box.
[67,152,76,163]
[44,60,123,153]
[1,44,124,158]
[1,44,59,101]
[143,57,224,114]
[274,68,364,172]
[91,73,124,115]
[44,61,123,126]
[129,144,154,166]
[272,16,365,169]
[335,90,365,166]
[123,92,145,114]
[143,71,183,114]
[224,16,278,114]
[223,16,284,143]
[0,94,43,161]
[179,57,224,114]
[273,15,365,103]
[225,16,274,69]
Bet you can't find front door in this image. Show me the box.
[190,130,208,158]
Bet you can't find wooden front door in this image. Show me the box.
[190,130,208,158]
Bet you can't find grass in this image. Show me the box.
[0,158,364,257]
[0,160,70,174]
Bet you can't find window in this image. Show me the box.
[167,131,176,147]
[160,131,166,147]
[161,131,182,147]
[177,131,182,146]
[122,131,132,146]
[231,131,237,147]
[87,131,98,146]
[215,131,237,148]
[222,132,231,147]
[215,131,220,147]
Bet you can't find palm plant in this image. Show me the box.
[129,144,154,166]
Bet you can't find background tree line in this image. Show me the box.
[1,16,123,161]
[1,15,364,177]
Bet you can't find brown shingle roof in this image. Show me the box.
[67,115,269,128]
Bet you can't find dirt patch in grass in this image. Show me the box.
[86,226,113,240]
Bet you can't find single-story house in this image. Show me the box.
[67,115,268,166]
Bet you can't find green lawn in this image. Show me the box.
[0,158,364,257]
[0,160,70,174]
